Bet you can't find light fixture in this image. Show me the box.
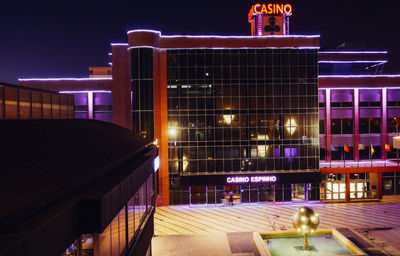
[182,156,188,171]
[223,115,233,125]
[285,118,297,135]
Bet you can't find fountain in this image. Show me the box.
[252,207,367,256]
[292,206,320,250]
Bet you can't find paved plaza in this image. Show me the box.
[153,196,400,256]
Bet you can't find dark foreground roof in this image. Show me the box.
[0,119,152,230]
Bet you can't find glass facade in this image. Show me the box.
[60,174,155,256]
[131,48,154,140]
[165,48,319,204]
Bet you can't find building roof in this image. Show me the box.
[0,119,152,231]
[127,30,320,49]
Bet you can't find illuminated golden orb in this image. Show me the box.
[292,207,320,249]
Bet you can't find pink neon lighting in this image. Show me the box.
[19,78,112,81]
[320,160,398,168]
[319,75,400,78]
[319,61,387,64]
[128,46,320,50]
[127,29,319,39]
[59,90,112,94]
[161,34,320,39]
[320,51,388,54]
[319,87,400,90]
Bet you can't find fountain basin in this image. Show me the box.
[253,229,367,256]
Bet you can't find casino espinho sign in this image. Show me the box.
[227,176,277,184]
[248,3,293,21]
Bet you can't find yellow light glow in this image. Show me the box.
[168,127,177,138]
[257,145,267,158]
[257,134,269,140]
[301,216,308,223]
[223,114,234,125]
[285,118,297,135]
[182,156,188,171]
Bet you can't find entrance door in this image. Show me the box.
[259,184,274,202]
[292,184,306,201]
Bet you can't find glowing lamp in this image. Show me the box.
[168,127,178,138]
[223,114,234,125]
[285,118,297,135]
[182,156,188,171]
[292,207,320,250]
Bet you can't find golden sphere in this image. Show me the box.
[292,207,320,234]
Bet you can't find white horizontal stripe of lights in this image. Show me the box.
[319,60,387,64]
[319,75,400,78]
[59,90,112,94]
[110,43,128,46]
[127,29,162,35]
[18,78,112,81]
[320,51,388,54]
[127,46,320,50]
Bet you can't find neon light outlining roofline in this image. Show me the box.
[161,35,320,39]
[127,46,320,50]
[319,75,400,78]
[18,78,112,81]
[127,29,162,35]
[110,43,128,46]
[319,61,387,64]
[126,29,319,39]
[319,87,400,90]
[59,90,112,94]
[320,51,388,54]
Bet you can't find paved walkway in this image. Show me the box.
[153,196,400,255]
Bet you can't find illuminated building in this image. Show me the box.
[19,3,400,204]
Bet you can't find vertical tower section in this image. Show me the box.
[248,3,293,36]
[131,47,155,140]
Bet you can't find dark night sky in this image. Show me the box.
[1,0,400,84]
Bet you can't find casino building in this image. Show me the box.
[19,3,400,205]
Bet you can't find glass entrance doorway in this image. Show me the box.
[292,184,306,201]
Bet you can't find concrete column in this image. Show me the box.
[111,44,132,130]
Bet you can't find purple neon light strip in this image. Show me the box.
[127,46,320,50]
[127,29,162,35]
[319,75,400,78]
[110,43,128,46]
[319,61,387,64]
[18,78,112,81]
[59,90,112,94]
[320,51,388,54]
[319,87,400,90]
[126,29,320,38]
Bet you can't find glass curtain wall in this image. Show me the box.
[131,48,154,140]
[166,48,319,204]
